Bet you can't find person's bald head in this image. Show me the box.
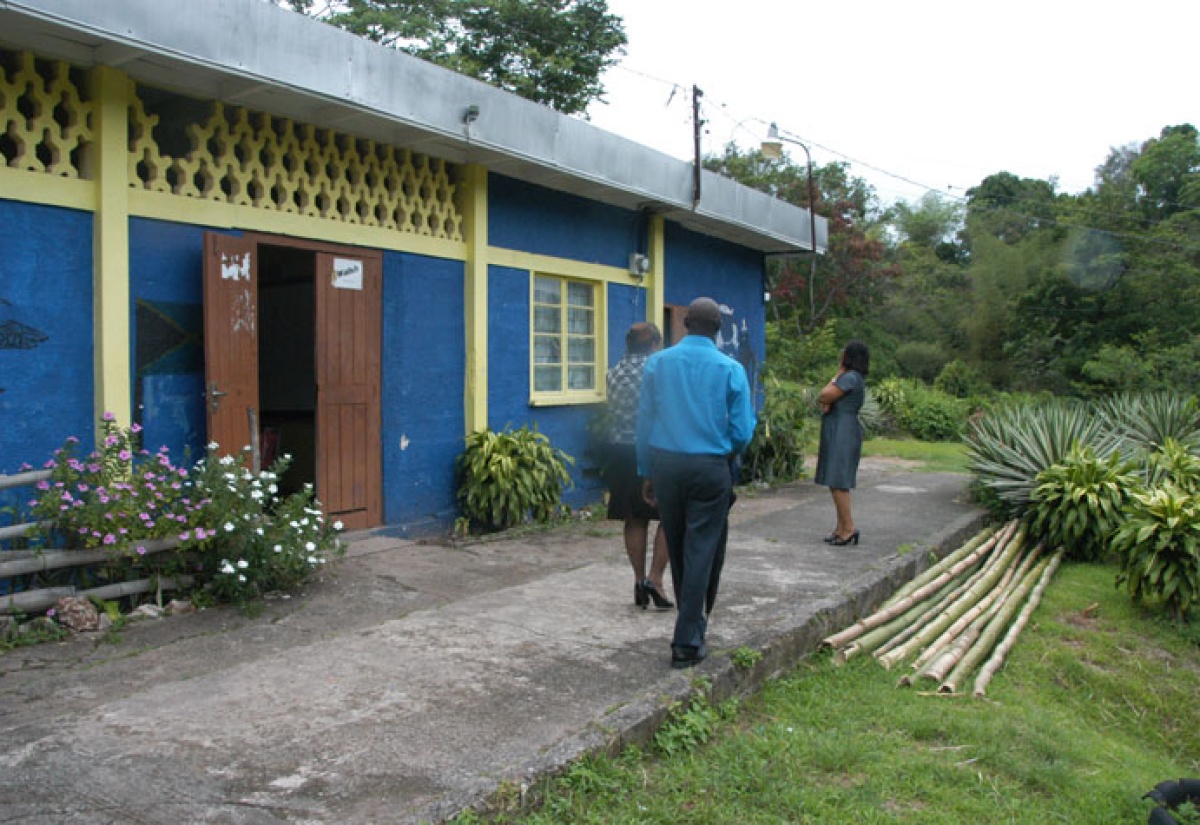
[684,297,721,338]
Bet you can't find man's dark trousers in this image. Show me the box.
[650,449,733,654]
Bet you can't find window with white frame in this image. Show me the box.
[531,274,599,401]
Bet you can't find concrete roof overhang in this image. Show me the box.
[0,0,827,255]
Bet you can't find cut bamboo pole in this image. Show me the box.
[972,550,1063,698]
[1,576,194,615]
[903,540,1041,686]
[821,521,1017,651]
[881,524,998,610]
[841,575,964,661]
[939,550,1051,694]
[881,524,1026,671]
[0,536,180,579]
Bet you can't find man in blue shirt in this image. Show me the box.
[636,297,757,668]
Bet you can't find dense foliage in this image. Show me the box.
[280,0,626,114]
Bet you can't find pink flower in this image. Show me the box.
[102,534,116,545]
[104,436,119,448]
[179,531,191,541]
[102,411,116,422]
[136,546,147,555]
[130,422,143,433]
[36,480,49,491]
[65,436,79,445]
[119,450,132,461]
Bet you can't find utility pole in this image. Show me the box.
[691,85,704,209]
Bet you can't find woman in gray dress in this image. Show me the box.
[814,340,869,546]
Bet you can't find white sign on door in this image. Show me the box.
[332,258,364,290]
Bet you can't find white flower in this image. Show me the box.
[273,544,283,553]
[307,556,318,565]
[289,520,299,528]
[250,490,263,500]
[305,541,316,552]
[236,559,249,569]
[208,441,220,451]
[300,518,309,527]
[224,472,236,480]
[219,455,235,467]
[220,560,235,574]
[268,484,278,494]
[255,527,264,535]
[238,574,246,582]
[333,521,344,531]
[224,522,236,532]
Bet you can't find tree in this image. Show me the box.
[280,0,627,115]
[704,143,897,334]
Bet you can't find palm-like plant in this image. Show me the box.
[964,399,1103,513]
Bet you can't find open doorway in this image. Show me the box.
[257,244,316,496]
[203,232,383,530]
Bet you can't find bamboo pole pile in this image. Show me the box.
[820,520,1063,698]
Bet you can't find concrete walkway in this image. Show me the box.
[0,459,985,823]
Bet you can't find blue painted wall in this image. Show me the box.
[665,221,766,393]
[128,218,221,464]
[486,265,604,507]
[381,251,465,532]
[489,173,642,268]
[0,201,95,478]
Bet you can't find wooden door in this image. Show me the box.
[315,251,382,530]
[203,233,259,460]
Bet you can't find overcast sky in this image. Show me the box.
[584,0,1200,205]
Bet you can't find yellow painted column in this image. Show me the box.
[646,214,665,326]
[461,164,489,434]
[91,66,132,431]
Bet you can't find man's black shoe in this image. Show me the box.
[670,645,707,669]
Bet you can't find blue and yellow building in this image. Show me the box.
[0,0,826,534]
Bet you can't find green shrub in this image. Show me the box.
[24,415,345,609]
[740,379,813,484]
[1030,446,1136,562]
[894,341,947,383]
[934,358,988,399]
[873,377,968,442]
[1112,485,1200,622]
[456,425,574,531]
[1145,438,1200,494]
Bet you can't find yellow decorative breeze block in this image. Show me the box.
[128,96,463,242]
[0,51,92,177]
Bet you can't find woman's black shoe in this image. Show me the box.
[829,530,860,546]
[634,581,649,609]
[643,579,674,609]
[823,532,837,543]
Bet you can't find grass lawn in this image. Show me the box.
[864,437,971,474]
[463,562,1200,824]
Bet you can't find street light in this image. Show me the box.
[762,122,819,326]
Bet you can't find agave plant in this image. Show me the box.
[964,399,1104,513]
[1094,392,1200,462]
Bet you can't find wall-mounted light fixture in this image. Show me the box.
[628,252,650,280]
[462,104,480,126]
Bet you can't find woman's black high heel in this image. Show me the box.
[643,579,674,609]
[829,530,860,546]
[634,581,649,609]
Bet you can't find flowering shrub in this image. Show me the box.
[24,414,344,607]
